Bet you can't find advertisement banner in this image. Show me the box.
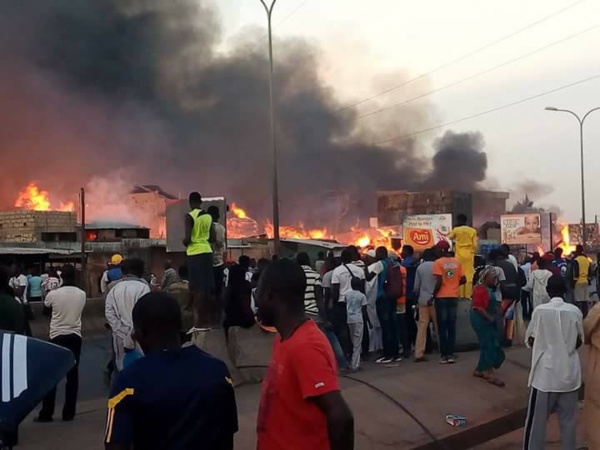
[501,214,542,245]
[403,214,452,250]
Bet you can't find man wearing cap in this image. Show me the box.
[432,240,466,364]
[101,254,123,295]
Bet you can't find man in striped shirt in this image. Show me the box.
[296,252,327,322]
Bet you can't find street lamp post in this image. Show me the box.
[545,106,600,250]
[258,0,281,256]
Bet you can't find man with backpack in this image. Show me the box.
[101,254,123,295]
[332,248,366,359]
[366,246,403,364]
[432,241,466,364]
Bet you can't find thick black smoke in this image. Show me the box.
[0,0,488,225]
[422,131,488,191]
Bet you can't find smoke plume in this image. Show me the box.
[421,131,488,191]
[0,0,489,225]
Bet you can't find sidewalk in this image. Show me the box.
[15,347,582,450]
[473,406,587,449]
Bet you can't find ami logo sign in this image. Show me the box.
[409,229,432,246]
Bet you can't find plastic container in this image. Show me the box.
[445,414,467,427]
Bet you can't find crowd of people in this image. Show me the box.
[0,261,85,446]
[4,191,600,449]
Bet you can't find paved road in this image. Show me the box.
[67,336,112,403]
[19,342,591,449]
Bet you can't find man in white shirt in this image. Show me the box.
[9,264,28,303]
[501,244,519,270]
[332,248,365,358]
[105,258,151,372]
[36,265,86,422]
[364,250,383,354]
[524,275,584,450]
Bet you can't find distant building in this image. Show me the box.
[377,190,509,229]
[85,221,150,242]
[0,210,77,244]
[128,185,179,238]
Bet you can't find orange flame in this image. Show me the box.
[264,221,330,240]
[230,203,248,219]
[557,224,577,255]
[14,183,74,212]
[227,201,398,249]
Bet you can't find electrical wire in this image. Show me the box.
[358,23,600,120]
[342,373,450,450]
[374,71,600,146]
[336,0,589,113]
[274,0,310,29]
[236,365,449,449]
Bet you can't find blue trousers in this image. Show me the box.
[377,297,399,359]
[325,329,348,370]
[434,298,458,358]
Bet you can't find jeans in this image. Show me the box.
[434,298,458,358]
[39,334,82,420]
[322,328,348,370]
[396,312,410,358]
[376,297,399,359]
[330,302,352,358]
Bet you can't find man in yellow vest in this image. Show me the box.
[448,214,478,299]
[183,192,216,328]
[573,244,592,317]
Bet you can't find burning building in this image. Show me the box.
[377,190,509,229]
[127,185,179,239]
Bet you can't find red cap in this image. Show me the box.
[542,252,554,261]
[436,240,451,251]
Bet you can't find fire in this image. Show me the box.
[227,201,399,249]
[231,203,248,219]
[557,224,577,256]
[264,221,331,241]
[339,226,399,250]
[14,183,74,212]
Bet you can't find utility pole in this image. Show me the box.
[80,187,87,292]
[258,0,281,256]
[545,106,600,250]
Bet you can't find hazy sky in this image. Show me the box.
[218,0,600,222]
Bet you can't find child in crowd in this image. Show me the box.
[345,277,371,371]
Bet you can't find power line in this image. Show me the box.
[358,23,600,120]
[375,72,600,146]
[337,0,588,113]
[274,0,310,29]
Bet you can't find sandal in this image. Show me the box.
[484,376,505,387]
[473,371,484,378]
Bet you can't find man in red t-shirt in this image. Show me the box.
[256,259,354,450]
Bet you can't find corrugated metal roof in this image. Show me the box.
[130,185,178,200]
[0,247,75,255]
[86,221,148,230]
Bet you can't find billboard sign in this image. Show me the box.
[501,214,542,245]
[166,197,227,252]
[403,214,452,250]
